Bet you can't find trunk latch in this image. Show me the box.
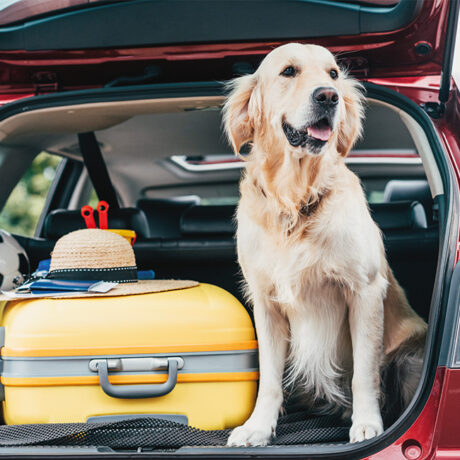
[32,71,59,95]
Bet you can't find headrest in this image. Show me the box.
[383,180,433,221]
[370,201,427,230]
[44,208,151,240]
[180,202,426,236]
[180,201,427,235]
[180,205,236,235]
[383,180,431,203]
[137,197,200,238]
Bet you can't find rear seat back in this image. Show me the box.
[180,205,235,236]
[384,179,434,223]
[371,201,427,230]
[32,200,437,321]
[179,201,428,236]
[137,197,200,238]
[136,200,437,320]
[44,208,151,240]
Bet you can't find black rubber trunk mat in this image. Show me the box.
[0,412,350,449]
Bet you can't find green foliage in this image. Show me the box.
[88,188,99,208]
[0,152,61,236]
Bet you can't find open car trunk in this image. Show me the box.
[0,0,458,457]
[0,79,455,459]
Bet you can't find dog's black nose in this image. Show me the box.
[312,87,339,107]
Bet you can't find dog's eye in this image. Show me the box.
[330,69,339,80]
[280,66,297,77]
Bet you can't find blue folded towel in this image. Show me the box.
[24,279,116,294]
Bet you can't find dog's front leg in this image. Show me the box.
[227,296,288,447]
[348,276,386,443]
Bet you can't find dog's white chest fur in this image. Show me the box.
[236,194,383,404]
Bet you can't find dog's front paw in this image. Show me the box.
[349,418,383,443]
[227,421,275,447]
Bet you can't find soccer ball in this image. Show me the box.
[0,230,29,291]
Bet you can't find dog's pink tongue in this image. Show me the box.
[308,125,332,141]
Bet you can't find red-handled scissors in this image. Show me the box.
[81,201,110,229]
[81,205,97,229]
[97,201,109,229]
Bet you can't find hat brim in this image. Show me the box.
[0,279,198,301]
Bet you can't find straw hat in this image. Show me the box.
[49,229,138,283]
[35,229,196,298]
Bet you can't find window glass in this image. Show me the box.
[367,190,385,203]
[200,197,239,206]
[0,152,61,236]
[87,188,99,208]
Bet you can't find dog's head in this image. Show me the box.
[223,43,365,159]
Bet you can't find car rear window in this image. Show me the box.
[0,0,125,26]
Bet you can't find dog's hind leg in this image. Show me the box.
[347,275,387,443]
[381,331,426,426]
[227,293,289,447]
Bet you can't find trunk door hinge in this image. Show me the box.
[338,56,370,79]
[420,102,445,119]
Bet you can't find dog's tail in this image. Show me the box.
[381,331,426,426]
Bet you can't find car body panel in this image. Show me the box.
[436,369,460,453]
[368,368,445,460]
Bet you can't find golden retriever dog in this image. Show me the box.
[223,43,427,446]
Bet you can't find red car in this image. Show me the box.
[0,0,458,458]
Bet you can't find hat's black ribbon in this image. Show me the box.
[47,266,138,284]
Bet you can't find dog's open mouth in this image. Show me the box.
[306,118,332,142]
[282,118,333,152]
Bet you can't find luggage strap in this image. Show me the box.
[78,132,120,210]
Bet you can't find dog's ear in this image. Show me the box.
[337,78,365,157]
[223,74,259,154]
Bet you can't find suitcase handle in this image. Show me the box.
[95,358,180,399]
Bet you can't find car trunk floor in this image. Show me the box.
[0,412,351,449]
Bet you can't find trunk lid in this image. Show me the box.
[0,0,457,104]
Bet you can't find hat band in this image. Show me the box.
[47,266,138,284]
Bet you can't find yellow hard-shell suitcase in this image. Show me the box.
[0,283,258,429]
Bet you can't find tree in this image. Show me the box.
[0,152,61,236]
